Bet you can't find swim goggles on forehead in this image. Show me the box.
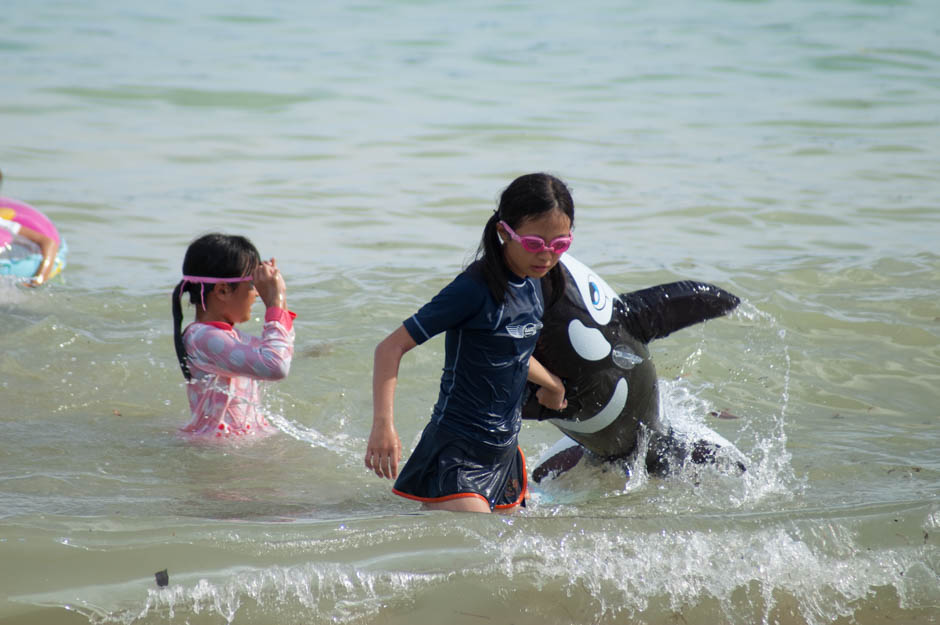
[180,274,252,310]
[499,220,573,254]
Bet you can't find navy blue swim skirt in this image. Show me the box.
[393,422,527,510]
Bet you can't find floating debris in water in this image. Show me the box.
[155,569,169,587]
[300,342,335,357]
[709,410,740,420]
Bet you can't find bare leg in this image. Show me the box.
[423,496,492,513]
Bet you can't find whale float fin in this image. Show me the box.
[617,281,740,344]
[532,441,585,484]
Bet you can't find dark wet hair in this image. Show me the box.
[476,173,575,305]
[171,233,261,380]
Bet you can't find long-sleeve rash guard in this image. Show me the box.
[181,307,295,438]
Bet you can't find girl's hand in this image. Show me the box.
[252,258,287,309]
[15,224,57,287]
[365,422,402,479]
[528,356,568,411]
[536,381,568,411]
[368,326,415,480]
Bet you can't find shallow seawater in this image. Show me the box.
[1,0,938,624]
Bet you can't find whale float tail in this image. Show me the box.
[645,428,747,477]
[618,281,740,345]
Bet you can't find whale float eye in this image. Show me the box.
[560,255,617,326]
[589,281,603,309]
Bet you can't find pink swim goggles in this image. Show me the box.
[180,274,252,310]
[499,221,572,254]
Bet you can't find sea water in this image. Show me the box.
[1,0,937,623]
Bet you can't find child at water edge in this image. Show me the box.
[0,169,61,287]
[171,233,296,439]
[365,173,574,513]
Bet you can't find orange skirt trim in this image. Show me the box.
[392,490,490,505]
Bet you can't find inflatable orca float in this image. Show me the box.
[523,255,745,483]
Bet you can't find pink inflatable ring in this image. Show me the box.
[0,197,67,282]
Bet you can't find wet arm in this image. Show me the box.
[528,355,567,411]
[185,320,294,380]
[365,325,416,479]
[17,224,58,287]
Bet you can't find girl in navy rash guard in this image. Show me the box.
[365,173,575,513]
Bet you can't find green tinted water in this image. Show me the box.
[1,1,937,623]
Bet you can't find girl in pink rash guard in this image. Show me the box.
[171,233,296,439]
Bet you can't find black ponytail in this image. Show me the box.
[171,233,261,380]
[476,173,575,305]
[172,280,193,380]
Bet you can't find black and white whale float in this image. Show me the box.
[523,255,746,483]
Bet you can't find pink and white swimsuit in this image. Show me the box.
[180,307,296,439]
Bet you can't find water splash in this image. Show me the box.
[0,278,28,303]
[660,300,800,504]
[481,516,935,625]
[55,563,446,625]
[266,411,357,457]
[49,504,933,625]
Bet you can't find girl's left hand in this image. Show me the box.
[253,258,287,309]
[528,356,568,411]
